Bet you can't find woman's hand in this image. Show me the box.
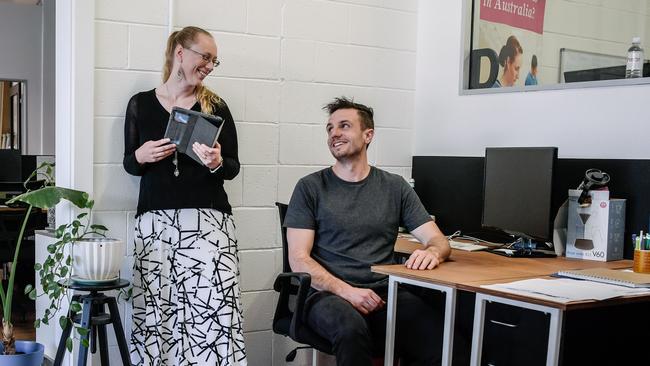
[193,142,223,170]
[135,138,176,164]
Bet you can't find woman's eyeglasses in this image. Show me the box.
[185,48,221,68]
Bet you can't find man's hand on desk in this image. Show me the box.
[404,246,442,270]
[338,285,386,315]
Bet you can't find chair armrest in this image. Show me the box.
[273,272,312,340]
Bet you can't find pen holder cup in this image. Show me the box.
[633,250,650,274]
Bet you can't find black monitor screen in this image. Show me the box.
[482,147,557,241]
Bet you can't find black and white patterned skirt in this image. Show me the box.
[130,208,247,366]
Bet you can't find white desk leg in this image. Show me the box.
[383,276,456,366]
[441,286,457,366]
[546,308,563,366]
[470,293,564,366]
[384,276,398,366]
[470,294,487,366]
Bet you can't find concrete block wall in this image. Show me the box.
[92,0,418,364]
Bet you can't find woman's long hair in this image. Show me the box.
[162,26,222,114]
[498,35,523,70]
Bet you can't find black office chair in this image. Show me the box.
[272,202,333,363]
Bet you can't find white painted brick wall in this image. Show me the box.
[214,33,281,79]
[281,39,318,81]
[242,291,277,332]
[128,25,168,71]
[174,0,247,33]
[93,1,418,364]
[237,123,279,165]
[93,117,124,163]
[204,76,246,117]
[240,249,281,291]
[225,173,244,207]
[283,0,350,43]
[244,80,281,122]
[95,0,168,25]
[234,208,278,250]
[95,22,128,69]
[374,128,414,167]
[93,165,140,211]
[242,166,279,206]
[349,6,418,50]
[247,0,284,36]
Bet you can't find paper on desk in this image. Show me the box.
[481,278,650,304]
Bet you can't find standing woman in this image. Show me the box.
[123,26,246,366]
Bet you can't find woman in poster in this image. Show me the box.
[493,35,523,87]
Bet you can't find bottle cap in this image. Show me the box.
[633,36,641,44]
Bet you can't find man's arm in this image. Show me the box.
[405,221,451,270]
[287,227,385,314]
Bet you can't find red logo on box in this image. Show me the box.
[600,202,607,208]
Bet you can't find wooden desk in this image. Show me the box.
[373,239,641,366]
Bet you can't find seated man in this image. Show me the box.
[284,97,451,366]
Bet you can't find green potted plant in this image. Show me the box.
[2,162,108,363]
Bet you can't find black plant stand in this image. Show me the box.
[53,279,131,366]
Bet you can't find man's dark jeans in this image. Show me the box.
[304,285,444,366]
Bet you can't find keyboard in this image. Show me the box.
[449,240,488,252]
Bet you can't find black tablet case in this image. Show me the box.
[164,107,224,165]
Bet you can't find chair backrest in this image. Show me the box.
[275,202,291,273]
[273,202,335,354]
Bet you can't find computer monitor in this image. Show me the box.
[482,147,558,242]
[412,156,484,235]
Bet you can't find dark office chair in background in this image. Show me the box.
[272,202,396,366]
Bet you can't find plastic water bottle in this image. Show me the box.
[625,37,644,78]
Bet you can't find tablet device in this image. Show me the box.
[164,107,224,165]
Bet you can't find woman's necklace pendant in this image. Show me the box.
[173,151,180,177]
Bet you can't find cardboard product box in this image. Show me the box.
[566,190,626,261]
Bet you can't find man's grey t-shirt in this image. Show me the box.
[284,167,432,289]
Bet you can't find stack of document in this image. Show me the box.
[449,239,488,252]
[481,278,650,304]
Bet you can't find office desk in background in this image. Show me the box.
[376,239,645,366]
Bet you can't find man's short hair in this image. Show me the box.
[323,97,374,131]
[531,54,538,69]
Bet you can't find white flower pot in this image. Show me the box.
[72,238,125,282]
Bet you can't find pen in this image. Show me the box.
[633,234,638,250]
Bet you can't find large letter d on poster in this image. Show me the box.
[470,48,498,89]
